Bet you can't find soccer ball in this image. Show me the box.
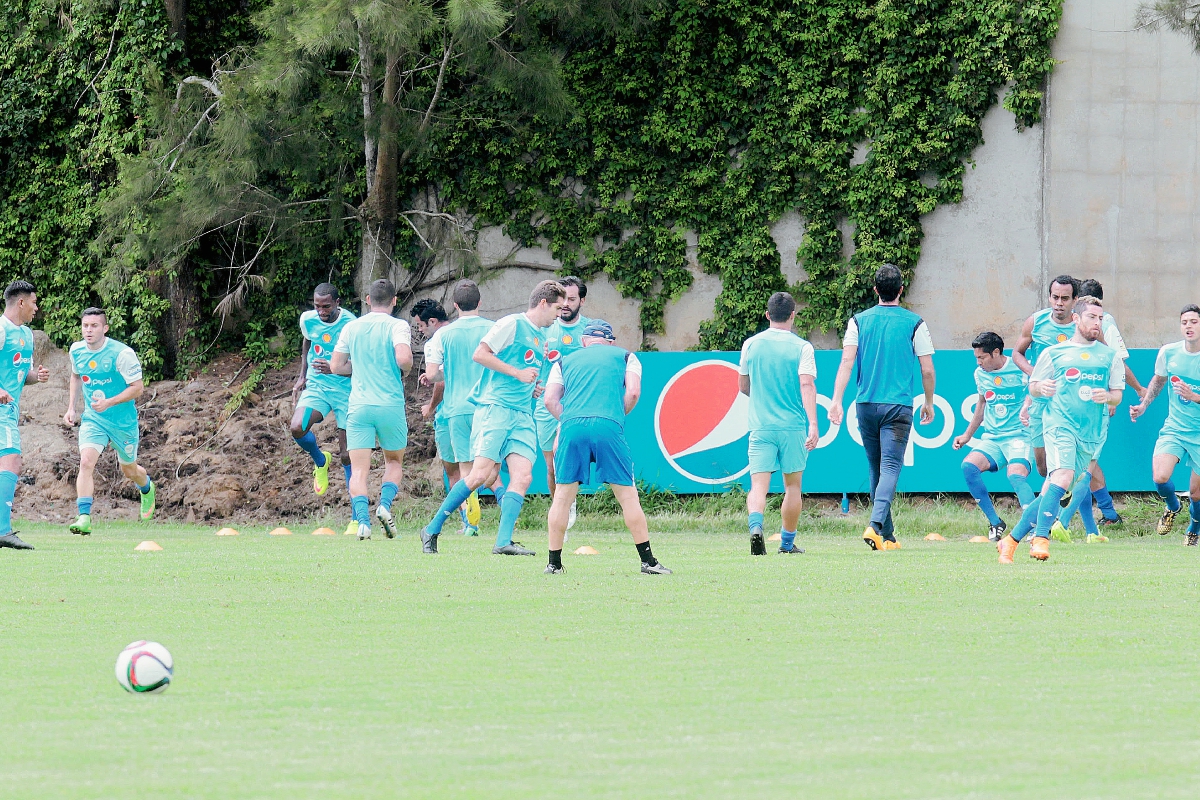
[114,641,174,694]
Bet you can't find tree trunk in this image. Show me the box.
[163,0,186,40]
[152,261,200,378]
[358,48,400,299]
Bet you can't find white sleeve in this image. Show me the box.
[913,322,935,357]
[480,315,518,353]
[737,339,752,375]
[1155,346,1169,377]
[116,348,143,383]
[547,362,564,387]
[1104,318,1129,359]
[333,325,351,354]
[798,342,816,378]
[1109,356,1127,390]
[69,345,80,375]
[626,352,643,377]
[425,327,444,364]
[391,318,411,347]
[842,318,858,348]
[1031,354,1054,383]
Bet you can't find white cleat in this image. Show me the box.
[567,500,578,531]
[357,523,371,540]
[376,505,396,539]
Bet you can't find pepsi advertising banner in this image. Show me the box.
[528,349,1180,494]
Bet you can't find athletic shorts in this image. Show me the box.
[346,404,408,451]
[445,413,473,464]
[555,417,634,486]
[971,435,1031,472]
[534,403,559,453]
[747,429,807,475]
[1154,432,1200,475]
[434,416,454,463]
[1027,403,1046,449]
[298,384,349,430]
[0,403,19,456]
[1044,426,1103,477]
[79,417,140,464]
[471,404,537,465]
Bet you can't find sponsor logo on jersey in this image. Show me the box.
[11,353,20,366]
[1079,352,1090,360]
[88,360,97,369]
[523,349,539,366]
[1056,333,1068,342]
[546,349,561,363]
[984,390,996,402]
[654,360,750,485]
[993,376,1002,386]
[1171,375,1195,404]
[322,333,332,343]
[81,374,90,383]
[561,334,574,345]
[1064,368,1081,382]
[312,344,324,357]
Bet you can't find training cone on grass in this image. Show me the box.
[134,541,162,551]
[969,535,991,543]
[574,545,599,555]
[767,533,782,542]
[924,533,946,541]
[311,527,337,536]
[216,527,239,536]
[269,527,293,536]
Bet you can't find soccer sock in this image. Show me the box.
[748,511,764,533]
[427,480,474,534]
[380,481,399,511]
[294,430,326,467]
[495,492,526,548]
[492,482,506,507]
[351,495,370,526]
[136,476,151,493]
[1079,493,1099,536]
[635,540,657,566]
[962,462,1000,526]
[1156,480,1182,512]
[1034,484,1068,539]
[1009,471,1036,508]
[342,463,352,490]
[1011,499,1040,542]
[781,529,797,551]
[77,496,93,516]
[1058,472,1093,528]
[1093,485,1118,521]
[0,470,17,534]
[1190,500,1200,534]
[549,549,562,568]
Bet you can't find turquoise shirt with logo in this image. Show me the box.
[0,315,34,421]
[1154,341,1200,445]
[426,315,493,418]
[738,328,817,431]
[543,316,591,375]
[69,338,142,431]
[1027,308,1077,412]
[555,345,637,426]
[473,312,547,413]
[974,356,1027,440]
[300,307,355,395]
[1031,340,1123,444]
[333,312,411,408]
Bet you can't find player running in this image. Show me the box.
[1129,304,1200,542]
[330,279,413,541]
[738,292,818,556]
[421,281,566,556]
[0,281,48,551]
[997,296,1124,563]
[411,299,457,487]
[952,332,1035,542]
[63,308,155,534]
[290,283,355,497]
[542,319,670,574]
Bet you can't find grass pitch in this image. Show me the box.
[4,499,1200,799]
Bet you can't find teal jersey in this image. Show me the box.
[973,356,1027,440]
[425,315,493,417]
[472,312,548,413]
[300,308,355,394]
[552,345,641,426]
[1027,308,1077,410]
[0,315,34,414]
[738,328,817,431]
[333,312,411,408]
[543,316,592,377]
[1155,341,1200,443]
[1031,340,1123,444]
[69,338,142,431]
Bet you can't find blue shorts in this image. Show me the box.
[747,429,808,475]
[298,384,349,430]
[1044,426,1102,477]
[534,403,559,453]
[445,414,473,464]
[1154,432,1200,475]
[471,404,537,465]
[971,435,1031,472]
[346,404,408,451]
[79,417,140,464]
[555,418,634,486]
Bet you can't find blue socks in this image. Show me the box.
[78,496,93,515]
[380,481,398,511]
[351,495,370,526]
[294,430,327,467]
[1092,485,1118,521]
[1034,483,1067,539]
[136,477,152,494]
[1058,472,1092,528]
[428,480,473,534]
[1008,470,1036,508]
[781,529,796,551]
[1011,497,1040,542]
[962,461,1000,526]
[495,491,526,548]
[1156,480,1182,512]
[748,511,764,534]
[492,482,506,507]
[1190,500,1200,535]
[0,470,18,534]
[342,463,352,490]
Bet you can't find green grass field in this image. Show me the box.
[4,497,1200,798]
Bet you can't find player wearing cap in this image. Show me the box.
[421,281,565,556]
[953,332,1036,541]
[290,283,355,498]
[1129,304,1200,543]
[997,296,1124,563]
[0,280,48,551]
[64,308,155,535]
[330,279,414,541]
[738,292,818,556]
[542,319,670,574]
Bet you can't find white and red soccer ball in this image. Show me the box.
[115,640,173,694]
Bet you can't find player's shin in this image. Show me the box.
[1058,472,1092,527]
[1156,479,1182,512]
[294,429,326,467]
[962,461,1000,525]
[0,470,18,534]
[495,492,526,548]
[1092,485,1119,521]
[1008,471,1036,509]
[351,495,370,526]
[427,480,474,535]
[1035,483,1068,538]
[1011,495,1042,542]
[380,481,398,512]
[78,496,93,516]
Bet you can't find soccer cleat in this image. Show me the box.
[1098,513,1123,527]
[376,505,396,539]
[882,540,901,550]
[1049,521,1072,543]
[987,519,1007,543]
[466,491,481,526]
[463,523,479,537]
[493,541,535,556]
[862,526,883,551]
[356,522,371,540]
[421,530,438,554]
[1059,491,1072,508]
[544,563,565,574]
[750,526,766,556]
[1187,533,1199,547]
[1029,536,1050,561]
[567,500,578,531]
[640,561,673,575]
[312,451,332,496]
[69,513,92,536]
[997,534,1018,564]
[0,532,33,550]
[139,481,156,521]
[778,544,805,554]
[1086,533,1108,543]
[343,520,358,536]
[1158,508,1178,535]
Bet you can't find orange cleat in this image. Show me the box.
[863,526,883,551]
[997,534,1018,564]
[1029,536,1050,561]
[883,540,901,550]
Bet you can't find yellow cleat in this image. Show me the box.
[466,491,481,526]
[1086,533,1108,543]
[1049,521,1072,543]
[343,520,358,536]
[883,540,901,550]
[862,526,883,551]
[313,450,333,496]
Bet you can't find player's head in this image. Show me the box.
[1049,275,1077,320]
[410,298,448,337]
[367,279,397,312]
[80,307,109,345]
[452,279,481,313]
[557,276,587,323]
[313,283,340,323]
[1181,304,1200,342]
[873,264,904,303]
[580,319,616,347]
[4,280,37,324]
[970,331,1005,371]
[1072,295,1103,341]
[527,280,566,327]
[766,292,796,325]
[1078,279,1103,301]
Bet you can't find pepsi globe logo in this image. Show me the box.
[983,390,996,402]
[654,360,750,485]
[546,349,562,363]
[312,344,323,356]
[1064,367,1081,382]
[81,375,91,384]
[10,353,19,366]
[523,349,538,365]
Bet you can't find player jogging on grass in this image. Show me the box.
[421,280,565,556]
[330,279,413,541]
[290,283,355,498]
[997,296,1124,563]
[542,319,670,575]
[952,331,1035,542]
[738,291,818,556]
[411,299,457,489]
[1129,304,1200,543]
[64,308,155,534]
[0,281,48,551]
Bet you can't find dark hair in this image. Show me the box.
[1182,304,1200,318]
[971,331,1004,353]
[410,298,448,323]
[528,280,566,308]
[314,282,339,301]
[368,279,396,306]
[1078,279,1103,300]
[766,291,796,323]
[558,276,587,299]
[1050,275,1078,297]
[81,307,106,320]
[1073,295,1102,315]
[4,280,35,303]
[874,264,903,302]
[453,280,481,312]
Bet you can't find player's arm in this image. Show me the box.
[954,395,986,449]
[424,360,444,383]
[800,374,819,450]
[1123,363,1145,397]
[738,374,750,396]
[64,372,82,425]
[544,383,564,420]
[422,380,444,419]
[473,343,537,383]
[828,345,856,426]
[624,369,642,415]
[1130,375,1166,421]
[26,363,48,384]
[330,351,351,376]
[292,339,310,401]
[393,343,413,377]
[918,353,936,424]
[91,379,144,414]
[1010,316,1036,374]
[1028,356,1056,399]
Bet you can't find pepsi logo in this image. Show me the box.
[654,360,750,485]
[81,375,91,383]
[1171,375,1182,383]
[313,344,323,356]
[984,390,996,402]
[10,353,19,366]
[523,349,538,365]
[546,349,562,363]
[1064,368,1081,382]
